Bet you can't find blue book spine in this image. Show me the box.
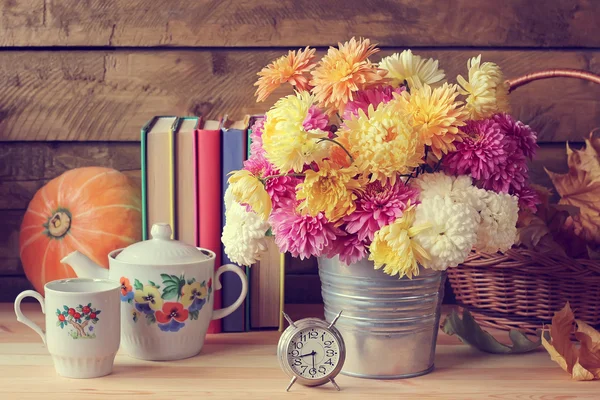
[221,128,247,332]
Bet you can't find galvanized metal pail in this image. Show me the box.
[318,256,445,379]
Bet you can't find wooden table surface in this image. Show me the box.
[0,303,596,399]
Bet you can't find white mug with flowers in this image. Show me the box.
[222,37,538,280]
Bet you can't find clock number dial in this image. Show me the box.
[286,327,341,380]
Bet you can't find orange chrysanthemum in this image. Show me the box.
[395,83,468,159]
[310,37,387,114]
[254,47,317,102]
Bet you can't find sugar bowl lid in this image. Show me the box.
[115,223,212,265]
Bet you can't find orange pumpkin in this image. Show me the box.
[19,167,142,293]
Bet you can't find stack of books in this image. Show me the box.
[140,116,285,333]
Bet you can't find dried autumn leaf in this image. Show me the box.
[577,319,600,344]
[575,320,600,379]
[516,213,566,257]
[572,361,595,381]
[575,332,600,379]
[567,131,600,176]
[542,332,570,374]
[546,167,600,244]
[546,132,600,246]
[543,303,600,380]
[543,302,578,373]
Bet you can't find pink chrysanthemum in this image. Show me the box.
[444,119,507,180]
[342,86,405,120]
[343,179,419,242]
[249,118,266,159]
[243,150,273,177]
[481,137,528,194]
[265,175,301,210]
[243,151,300,210]
[326,233,368,265]
[303,105,329,131]
[269,206,342,259]
[493,113,538,160]
[514,185,540,213]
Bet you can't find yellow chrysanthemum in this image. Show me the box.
[310,37,387,114]
[296,160,364,223]
[228,170,272,220]
[254,47,317,102]
[379,50,445,90]
[341,99,425,183]
[457,55,511,120]
[262,91,331,173]
[369,207,431,279]
[397,83,468,159]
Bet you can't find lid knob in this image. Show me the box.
[151,223,173,240]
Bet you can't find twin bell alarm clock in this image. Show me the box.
[277,311,346,392]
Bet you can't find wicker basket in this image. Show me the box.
[447,69,600,335]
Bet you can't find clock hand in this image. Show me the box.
[312,352,315,368]
[299,350,316,358]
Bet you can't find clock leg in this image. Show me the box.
[286,376,297,392]
[329,377,340,391]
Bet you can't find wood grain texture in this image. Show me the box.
[1,0,599,48]
[0,303,597,399]
[0,49,598,141]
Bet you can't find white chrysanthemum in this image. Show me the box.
[413,196,480,271]
[457,55,510,120]
[224,183,235,210]
[412,172,486,211]
[475,191,519,253]
[221,194,270,266]
[379,50,445,89]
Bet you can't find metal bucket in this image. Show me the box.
[318,256,445,379]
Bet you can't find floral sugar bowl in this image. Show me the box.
[61,223,248,360]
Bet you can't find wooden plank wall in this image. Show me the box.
[0,0,599,303]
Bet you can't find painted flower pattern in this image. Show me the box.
[134,285,164,314]
[120,277,134,302]
[155,302,189,332]
[181,281,208,312]
[56,303,101,339]
[121,274,212,332]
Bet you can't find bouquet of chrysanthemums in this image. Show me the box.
[221,37,539,279]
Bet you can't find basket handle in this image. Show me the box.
[507,69,600,92]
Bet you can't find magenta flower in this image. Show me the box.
[514,185,540,213]
[325,233,368,265]
[480,137,528,194]
[342,86,405,120]
[444,119,507,180]
[344,179,419,242]
[303,106,329,131]
[493,113,538,160]
[269,206,342,259]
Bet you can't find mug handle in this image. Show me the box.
[211,264,249,321]
[14,290,46,344]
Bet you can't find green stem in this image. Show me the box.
[262,173,305,181]
[433,158,443,172]
[316,137,355,163]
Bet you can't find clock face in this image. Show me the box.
[286,327,341,380]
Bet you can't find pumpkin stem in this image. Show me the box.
[47,210,71,238]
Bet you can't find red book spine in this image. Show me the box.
[197,128,222,334]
